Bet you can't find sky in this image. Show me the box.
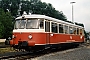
[41,0,90,32]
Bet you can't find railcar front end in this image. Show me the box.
[9,18,48,51]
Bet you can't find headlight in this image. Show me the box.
[12,35,15,38]
[28,35,32,39]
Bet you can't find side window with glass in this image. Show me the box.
[40,20,44,29]
[69,27,73,34]
[80,29,83,35]
[15,20,21,29]
[26,20,32,29]
[51,22,58,33]
[73,28,77,35]
[20,20,26,29]
[26,19,39,29]
[82,29,84,35]
[15,19,26,29]
[45,21,50,32]
[77,28,79,35]
[59,24,63,33]
[65,25,68,34]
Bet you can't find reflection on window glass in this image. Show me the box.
[26,19,39,29]
[52,22,58,33]
[77,28,79,35]
[20,20,26,29]
[40,20,44,29]
[45,21,50,32]
[15,19,40,29]
[65,25,68,34]
[15,20,21,29]
[69,27,73,34]
[15,19,26,29]
[15,20,26,29]
[59,24,63,33]
[80,29,83,35]
[73,28,76,34]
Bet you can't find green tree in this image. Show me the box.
[75,22,84,27]
[0,0,67,21]
[0,22,4,38]
[0,8,13,39]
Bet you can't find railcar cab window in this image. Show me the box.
[15,19,41,29]
[15,19,26,29]
[20,19,26,29]
[26,19,39,29]
[14,19,20,29]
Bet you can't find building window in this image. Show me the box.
[59,24,63,33]
[51,22,58,33]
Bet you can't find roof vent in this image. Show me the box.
[29,12,32,15]
[23,11,27,15]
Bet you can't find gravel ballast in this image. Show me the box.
[31,46,90,60]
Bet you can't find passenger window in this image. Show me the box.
[45,21,50,32]
[73,28,77,35]
[59,24,64,33]
[77,28,79,35]
[51,22,58,33]
[40,20,44,29]
[65,25,68,34]
[80,29,83,35]
[69,27,73,34]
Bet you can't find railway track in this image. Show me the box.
[0,45,10,48]
[0,51,30,59]
[0,42,90,60]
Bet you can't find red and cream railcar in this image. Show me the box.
[9,14,84,50]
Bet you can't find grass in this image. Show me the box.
[0,47,15,54]
[0,42,15,54]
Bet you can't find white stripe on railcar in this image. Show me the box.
[13,29,44,32]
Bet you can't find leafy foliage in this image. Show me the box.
[0,8,13,39]
[75,22,84,27]
[0,0,67,21]
[0,22,4,38]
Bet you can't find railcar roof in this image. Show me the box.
[16,14,84,28]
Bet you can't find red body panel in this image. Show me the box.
[11,32,47,45]
[10,32,84,46]
[50,34,84,44]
